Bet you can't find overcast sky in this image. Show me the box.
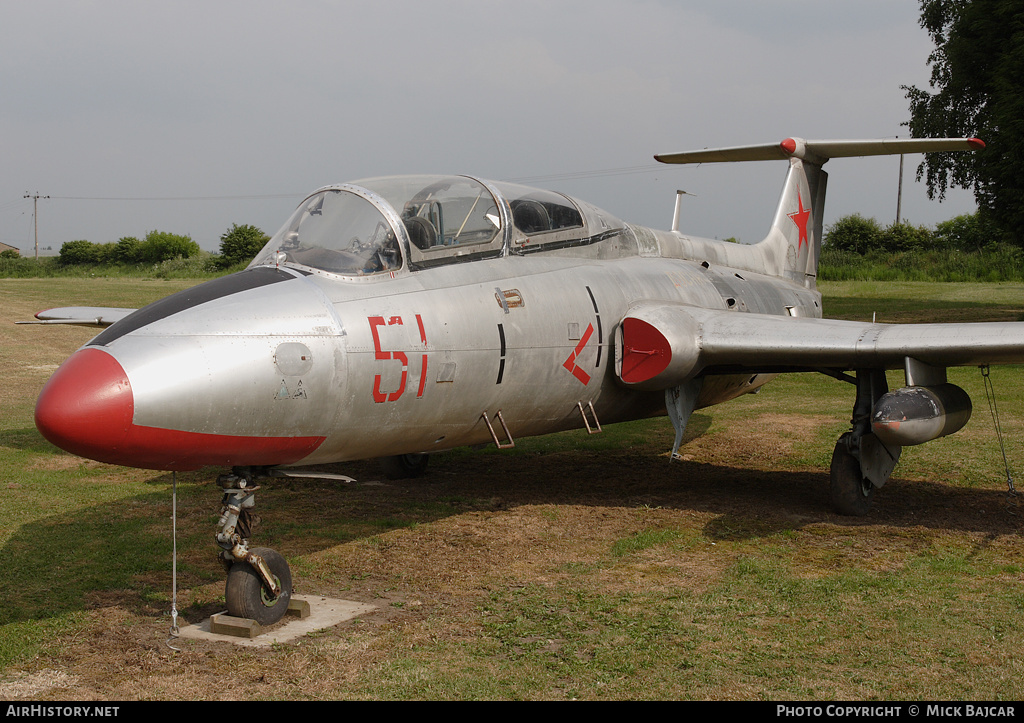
[0,0,979,255]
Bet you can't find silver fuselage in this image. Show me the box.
[36,174,822,471]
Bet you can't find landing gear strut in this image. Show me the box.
[216,470,293,625]
[830,369,902,516]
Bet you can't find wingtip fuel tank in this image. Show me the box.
[871,384,973,447]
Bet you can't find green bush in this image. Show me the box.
[826,212,1009,256]
[58,233,199,266]
[58,240,99,265]
[879,222,933,253]
[110,236,143,264]
[151,253,222,278]
[823,214,883,254]
[0,255,58,277]
[138,231,200,263]
[219,223,269,267]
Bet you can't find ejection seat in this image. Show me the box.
[511,199,551,233]
[405,216,438,249]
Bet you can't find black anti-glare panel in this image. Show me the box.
[89,267,297,347]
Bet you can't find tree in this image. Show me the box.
[903,0,1024,243]
[219,223,269,266]
[932,211,1001,250]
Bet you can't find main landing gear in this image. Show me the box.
[216,469,292,625]
[829,369,902,517]
[830,432,877,517]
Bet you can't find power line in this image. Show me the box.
[48,193,300,202]
[0,197,30,212]
[27,165,669,205]
[504,164,663,184]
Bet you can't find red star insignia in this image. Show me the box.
[788,192,811,251]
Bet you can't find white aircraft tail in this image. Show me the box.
[654,137,984,287]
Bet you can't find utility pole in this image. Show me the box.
[23,192,49,260]
[896,154,904,226]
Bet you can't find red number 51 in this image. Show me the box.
[368,315,428,403]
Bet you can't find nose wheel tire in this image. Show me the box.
[225,547,293,625]
[830,433,875,517]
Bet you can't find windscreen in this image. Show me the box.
[251,189,401,276]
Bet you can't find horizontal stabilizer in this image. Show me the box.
[17,307,136,327]
[654,137,985,165]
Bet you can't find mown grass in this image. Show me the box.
[457,561,1021,700]
[1,277,1023,700]
[325,515,1024,700]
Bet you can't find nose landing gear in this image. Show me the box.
[216,470,293,626]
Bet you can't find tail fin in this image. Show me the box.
[654,137,984,288]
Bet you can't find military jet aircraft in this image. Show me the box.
[27,136,1019,625]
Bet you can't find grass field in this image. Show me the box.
[1,277,1022,700]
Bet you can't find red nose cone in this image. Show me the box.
[35,348,134,462]
[37,346,326,471]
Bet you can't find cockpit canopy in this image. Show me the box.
[368,175,503,251]
[250,174,617,277]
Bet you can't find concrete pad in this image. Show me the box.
[173,595,375,648]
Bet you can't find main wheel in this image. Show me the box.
[379,453,429,480]
[225,547,292,625]
[830,433,875,517]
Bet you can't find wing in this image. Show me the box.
[16,307,137,327]
[617,304,1024,389]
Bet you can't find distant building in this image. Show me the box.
[0,242,20,256]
